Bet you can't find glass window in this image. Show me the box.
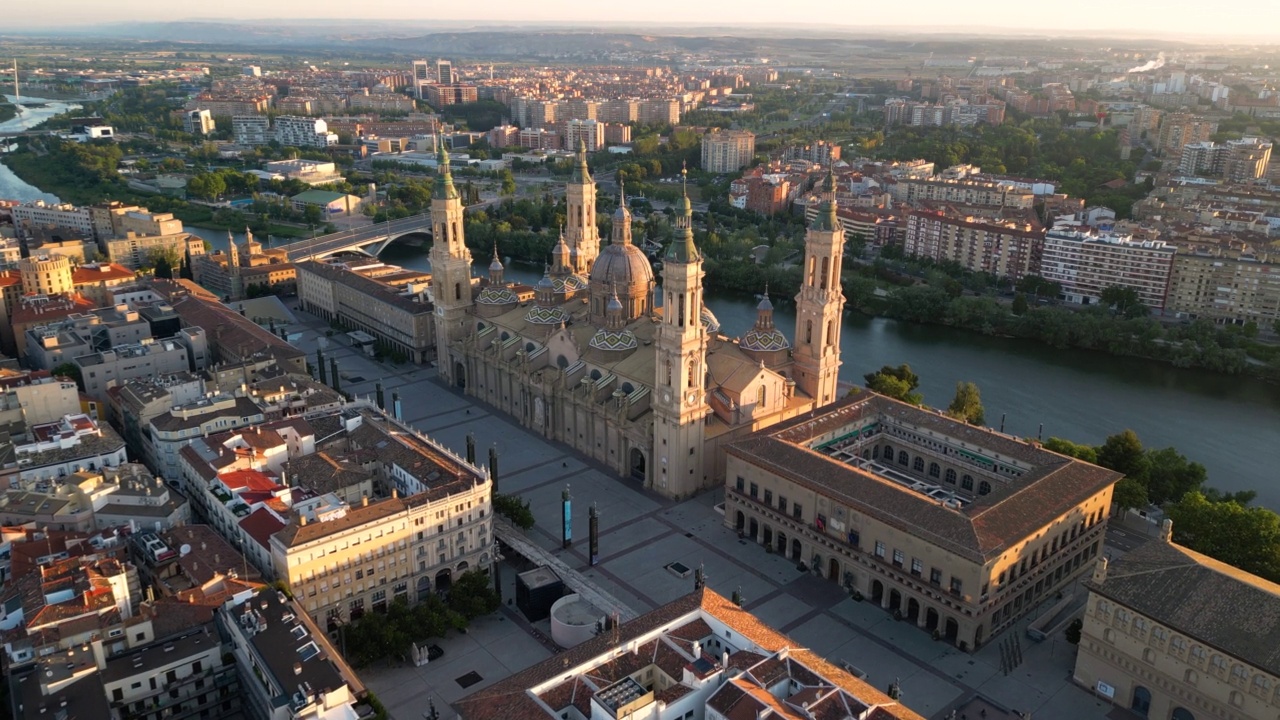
[913,457,925,472]
[945,469,957,484]
[892,549,904,566]
[928,462,940,478]
[874,541,885,558]
[930,568,942,584]
[911,558,923,576]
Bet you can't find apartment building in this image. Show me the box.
[564,118,606,152]
[147,395,267,483]
[639,98,680,125]
[1157,112,1217,155]
[1167,250,1280,325]
[425,84,478,107]
[457,587,924,720]
[232,114,271,146]
[1042,227,1177,310]
[270,410,492,625]
[275,116,337,148]
[1073,534,1280,720]
[102,232,202,271]
[218,588,363,720]
[701,129,756,173]
[14,414,129,484]
[724,393,1120,651]
[1178,137,1273,182]
[296,260,436,363]
[10,200,94,237]
[888,177,1036,208]
[183,109,216,135]
[75,338,191,402]
[903,210,1044,280]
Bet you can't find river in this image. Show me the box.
[0,95,80,203]
[12,162,1280,509]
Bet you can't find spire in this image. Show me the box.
[613,178,632,223]
[434,143,458,200]
[665,220,700,264]
[552,227,571,273]
[571,139,592,183]
[755,284,775,328]
[810,166,839,231]
[675,161,692,225]
[488,242,504,284]
[605,283,625,331]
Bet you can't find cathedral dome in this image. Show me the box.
[588,327,638,352]
[740,326,791,352]
[589,242,652,292]
[700,307,720,334]
[476,285,519,306]
[552,274,590,294]
[525,305,570,325]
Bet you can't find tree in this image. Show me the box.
[1011,293,1029,316]
[946,381,985,426]
[1144,447,1207,506]
[1065,618,1083,644]
[1043,437,1098,464]
[187,172,227,200]
[1096,430,1150,483]
[153,254,173,279]
[863,364,923,405]
[1099,285,1148,318]
[1166,492,1280,583]
[51,363,83,390]
[1111,478,1149,512]
[499,169,516,196]
[447,569,501,621]
[493,493,535,530]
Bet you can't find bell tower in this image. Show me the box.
[793,170,846,407]
[565,140,599,274]
[653,178,709,497]
[430,144,474,387]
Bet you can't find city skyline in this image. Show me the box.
[9,1,1280,41]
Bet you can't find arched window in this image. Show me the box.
[677,293,686,327]
[688,360,697,388]
[525,342,536,352]
[928,462,940,478]
[882,443,892,459]
[756,385,766,406]
[912,457,924,472]
[664,358,672,386]
[808,256,816,285]
[978,481,991,495]
[944,469,957,484]
[454,283,461,300]
[820,256,829,290]
[961,475,974,491]
[1171,708,1195,720]
[897,450,909,466]
[590,368,602,380]
[805,320,813,344]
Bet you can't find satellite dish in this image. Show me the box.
[180,544,192,556]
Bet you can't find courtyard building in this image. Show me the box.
[724,392,1120,650]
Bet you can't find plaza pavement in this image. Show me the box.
[282,303,1127,720]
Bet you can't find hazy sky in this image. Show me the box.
[12,0,1280,39]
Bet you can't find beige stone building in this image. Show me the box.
[18,255,74,296]
[432,147,846,499]
[1167,250,1280,326]
[1073,533,1280,720]
[888,177,1036,208]
[296,260,436,363]
[102,232,203,271]
[270,412,492,625]
[724,392,1120,650]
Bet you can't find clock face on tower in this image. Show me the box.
[663,392,672,404]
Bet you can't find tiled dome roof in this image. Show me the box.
[588,328,638,351]
[525,305,569,325]
[476,286,519,305]
[700,307,720,334]
[740,327,791,352]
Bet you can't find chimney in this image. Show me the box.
[293,662,302,675]
[1160,518,1173,543]
[1092,556,1108,585]
[362,496,368,507]
[299,514,308,526]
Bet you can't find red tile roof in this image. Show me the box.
[239,507,285,550]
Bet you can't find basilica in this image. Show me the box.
[430,143,847,498]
